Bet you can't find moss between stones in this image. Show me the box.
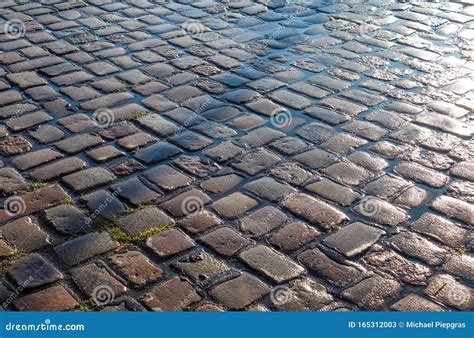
[63,197,75,205]
[0,250,28,276]
[78,298,98,312]
[108,224,174,246]
[128,111,148,121]
[125,203,149,213]
[30,181,48,190]
[456,245,465,256]
[90,216,173,246]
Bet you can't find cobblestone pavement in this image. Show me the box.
[0,0,473,312]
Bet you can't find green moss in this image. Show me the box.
[126,204,149,213]
[107,225,173,245]
[330,223,341,232]
[456,245,465,255]
[0,251,28,276]
[127,111,148,121]
[90,216,114,232]
[108,227,130,244]
[31,182,48,190]
[78,298,97,312]
[63,197,75,205]
[132,224,174,241]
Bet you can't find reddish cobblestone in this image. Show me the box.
[13,286,78,311]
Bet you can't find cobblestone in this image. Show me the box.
[275,278,334,311]
[71,263,127,299]
[1,0,473,312]
[212,192,258,219]
[270,221,319,253]
[116,207,174,237]
[341,275,401,310]
[390,232,446,266]
[8,253,62,289]
[324,223,384,258]
[62,167,116,192]
[109,251,163,288]
[299,248,362,288]
[54,232,117,267]
[141,276,201,311]
[240,245,304,283]
[411,213,467,249]
[425,274,473,310]
[364,250,432,286]
[146,229,195,258]
[390,293,445,312]
[174,251,233,287]
[14,286,78,311]
[1,217,50,252]
[209,273,270,310]
[282,193,348,230]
